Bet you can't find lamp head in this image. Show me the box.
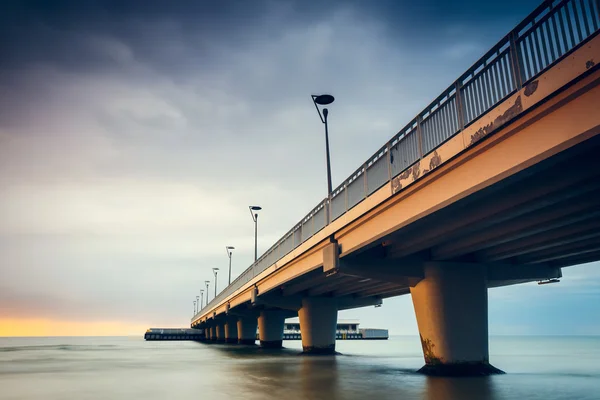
[250,206,262,211]
[313,94,335,105]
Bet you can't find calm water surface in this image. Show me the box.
[1,336,599,400]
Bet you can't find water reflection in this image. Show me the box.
[192,341,502,400]
[425,376,498,400]
[300,356,340,400]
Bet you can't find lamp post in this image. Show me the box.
[200,289,204,310]
[195,295,199,315]
[226,246,235,285]
[249,206,262,262]
[311,94,335,197]
[212,268,219,298]
[193,300,197,315]
[205,280,210,304]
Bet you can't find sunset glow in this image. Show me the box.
[0,319,149,337]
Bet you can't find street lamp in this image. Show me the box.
[249,206,262,262]
[212,267,219,298]
[311,94,335,197]
[200,289,205,309]
[205,280,210,304]
[193,300,197,315]
[196,296,199,314]
[226,246,235,285]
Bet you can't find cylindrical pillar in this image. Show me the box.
[298,297,338,354]
[237,316,258,345]
[410,262,503,376]
[204,327,210,340]
[209,326,216,341]
[224,318,239,344]
[215,322,226,342]
[258,309,285,348]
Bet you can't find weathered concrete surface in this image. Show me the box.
[298,297,338,354]
[410,262,503,376]
[258,309,285,348]
[237,316,257,345]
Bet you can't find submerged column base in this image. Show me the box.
[418,362,505,377]
[259,340,283,349]
[301,344,337,355]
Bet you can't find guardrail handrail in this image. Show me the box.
[195,0,599,319]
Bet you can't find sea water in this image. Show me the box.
[1,335,599,400]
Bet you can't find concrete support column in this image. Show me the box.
[410,262,503,376]
[209,326,216,341]
[237,316,258,345]
[258,309,285,348]
[298,297,338,354]
[215,322,226,342]
[224,318,239,344]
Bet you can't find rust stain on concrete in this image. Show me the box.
[524,80,538,96]
[469,95,523,146]
[429,150,442,170]
[586,59,596,69]
[391,178,402,193]
[412,160,421,180]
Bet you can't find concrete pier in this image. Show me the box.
[209,326,216,341]
[298,297,338,354]
[224,318,238,344]
[237,316,258,345]
[215,322,226,342]
[410,262,503,376]
[258,309,285,348]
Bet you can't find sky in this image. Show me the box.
[1,0,599,337]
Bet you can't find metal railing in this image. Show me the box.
[195,0,599,319]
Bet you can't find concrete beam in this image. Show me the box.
[323,242,424,285]
[431,196,600,260]
[337,295,382,310]
[486,263,561,283]
[475,217,600,262]
[387,161,600,259]
[251,287,302,311]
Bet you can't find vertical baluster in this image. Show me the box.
[363,163,368,199]
[572,0,584,42]
[565,2,577,49]
[386,143,392,183]
[589,0,599,31]
[539,23,550,68]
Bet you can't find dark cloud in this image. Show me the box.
[4,0,595,335]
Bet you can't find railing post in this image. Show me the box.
[363,163,368,198]
[454,81,466,131]
[344,182,348,213]
[416,116,424,159]
[509,31,524,88]
[386,143,392,182]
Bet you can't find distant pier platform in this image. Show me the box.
[144,328,205,341]
[145,319,388,341]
